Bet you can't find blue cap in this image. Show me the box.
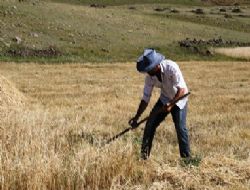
[136,49,165,72]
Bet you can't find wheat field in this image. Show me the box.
[0,61,250,189]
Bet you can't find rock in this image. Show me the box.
[178,37,250,57]
[90,4,106,8]
[192,8,205,14]
[206,50,212,56]
[101,48,109,53]
[219,8,226,12]
[238,14,249,18]
[170,9,179,13]
[30,32,39,38]
[154,7,167,12]
[13,36,22,44]
[6,46,62,57]
[232,8,241,13]
[128,6,136,10]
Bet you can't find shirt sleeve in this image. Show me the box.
[169,66,186,89]
[142,75,154,103]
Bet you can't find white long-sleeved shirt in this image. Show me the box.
[142,59,188,109]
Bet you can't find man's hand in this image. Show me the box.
[129,100,148,129]
[164,87,186,113]
[128,117,139,129]
[164,103,174,113]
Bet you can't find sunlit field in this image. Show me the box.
[215,47,250,59]
[0,61,249,189]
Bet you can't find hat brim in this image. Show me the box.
[136,53,164,72]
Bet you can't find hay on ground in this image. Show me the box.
[0,75,27,113]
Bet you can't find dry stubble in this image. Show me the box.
[0,61,249,189]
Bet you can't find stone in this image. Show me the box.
[170,9,179,13]
[13,36,22,44]
[232,8,241,13]
[30,32,39,38]
[154,7,167,12]
[219,8,226,12]
[206,50,212,56]
[101,48,109,53]
[192,8,205,14]
[90,4,106,8]
[128,6,136,10]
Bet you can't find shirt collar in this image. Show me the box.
[160,60,165,81]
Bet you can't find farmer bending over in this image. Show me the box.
[129,48,191,160]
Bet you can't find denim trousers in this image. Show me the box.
[141,99,190,159]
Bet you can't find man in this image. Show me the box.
[129,48,190,160]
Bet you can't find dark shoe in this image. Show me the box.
[141,152,149,160]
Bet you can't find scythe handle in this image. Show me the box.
[104,92,190,145]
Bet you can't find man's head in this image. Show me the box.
[136,48,165,74]
[147,64,160,76]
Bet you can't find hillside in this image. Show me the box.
[0,0,250,62]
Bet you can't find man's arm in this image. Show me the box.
[129,75,153,128]
[129,99,148,128]
[134,99,148,120]
[164,63,187,112]
[165,87,186,112]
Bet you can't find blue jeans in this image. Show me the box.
[141,99,190,159]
